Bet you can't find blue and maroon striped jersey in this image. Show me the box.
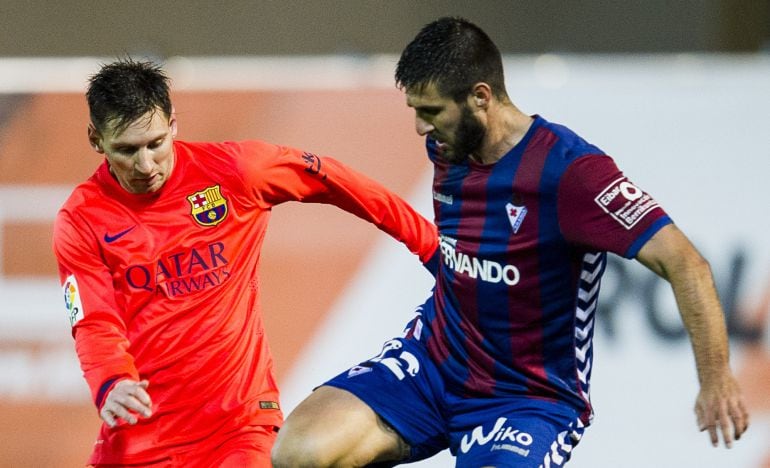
[411,115,671,424]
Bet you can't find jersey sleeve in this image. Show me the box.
[236,140,439,265]
[557,154,672,258]
[53,209,140,407]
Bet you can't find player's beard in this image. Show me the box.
[442,105,486,164]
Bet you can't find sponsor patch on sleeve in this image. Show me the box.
[594,177,660,229]
[63,274,84,327]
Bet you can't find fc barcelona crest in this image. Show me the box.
[187,185,228,227]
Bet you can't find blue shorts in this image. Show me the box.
[324,335,586,467]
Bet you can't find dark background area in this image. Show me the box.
[1,0,768,57]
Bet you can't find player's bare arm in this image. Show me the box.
[636,223,749,448]
[100,379,153,428]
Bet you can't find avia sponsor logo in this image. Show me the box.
[432,191,454,205]
[595,177,659,229]
[439,235,520,285]
[124,241,230,297]
[460,417,533,456]
[62,274,84,327]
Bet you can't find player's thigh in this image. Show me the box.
[209,425,276,467]
[90,456,173,468]
[319,336,450,463]
[451,400,585,468]
[90,462,171,468]
[181,425,277,468]
[275,385,404,465]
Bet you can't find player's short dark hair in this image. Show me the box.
[86,57,172,134]
[395,17,507,102]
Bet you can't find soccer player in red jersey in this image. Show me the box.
[53,58,438,467]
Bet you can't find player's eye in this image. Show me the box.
[114,146,136,155]
[420,107,441,116]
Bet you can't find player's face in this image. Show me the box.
[89,109,177,194]
[406,82,486,164]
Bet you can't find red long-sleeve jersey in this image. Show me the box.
[53,139,438,464]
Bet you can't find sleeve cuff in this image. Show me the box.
[626,215,673,258]
[95,375,129,409]
[422,247,440,276]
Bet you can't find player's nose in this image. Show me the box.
[134,148,154,174]
[415,118,434,136]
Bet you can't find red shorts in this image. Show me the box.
[91,424,278,468]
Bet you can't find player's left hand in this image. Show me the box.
[695,371,749,448]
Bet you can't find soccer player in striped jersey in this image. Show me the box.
[273,17,749,467]
[53,58,438,466]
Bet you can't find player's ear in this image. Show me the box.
[470,82,492,109]
[87,124,104,153]
[169,107,178,139]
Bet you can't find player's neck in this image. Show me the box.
[472,106,533,165]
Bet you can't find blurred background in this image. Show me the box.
[1,1,768,467]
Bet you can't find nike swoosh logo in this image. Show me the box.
[104,225,136,243]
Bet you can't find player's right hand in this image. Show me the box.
[100,379,153,428]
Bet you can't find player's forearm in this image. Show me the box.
[666,253,732,385]
[637,226,732,384]
[320,157,438,263]
[260,149,438,263]
[74,319,140,405]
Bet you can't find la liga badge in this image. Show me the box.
[63,274,84,327]
[187,185,228,226]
